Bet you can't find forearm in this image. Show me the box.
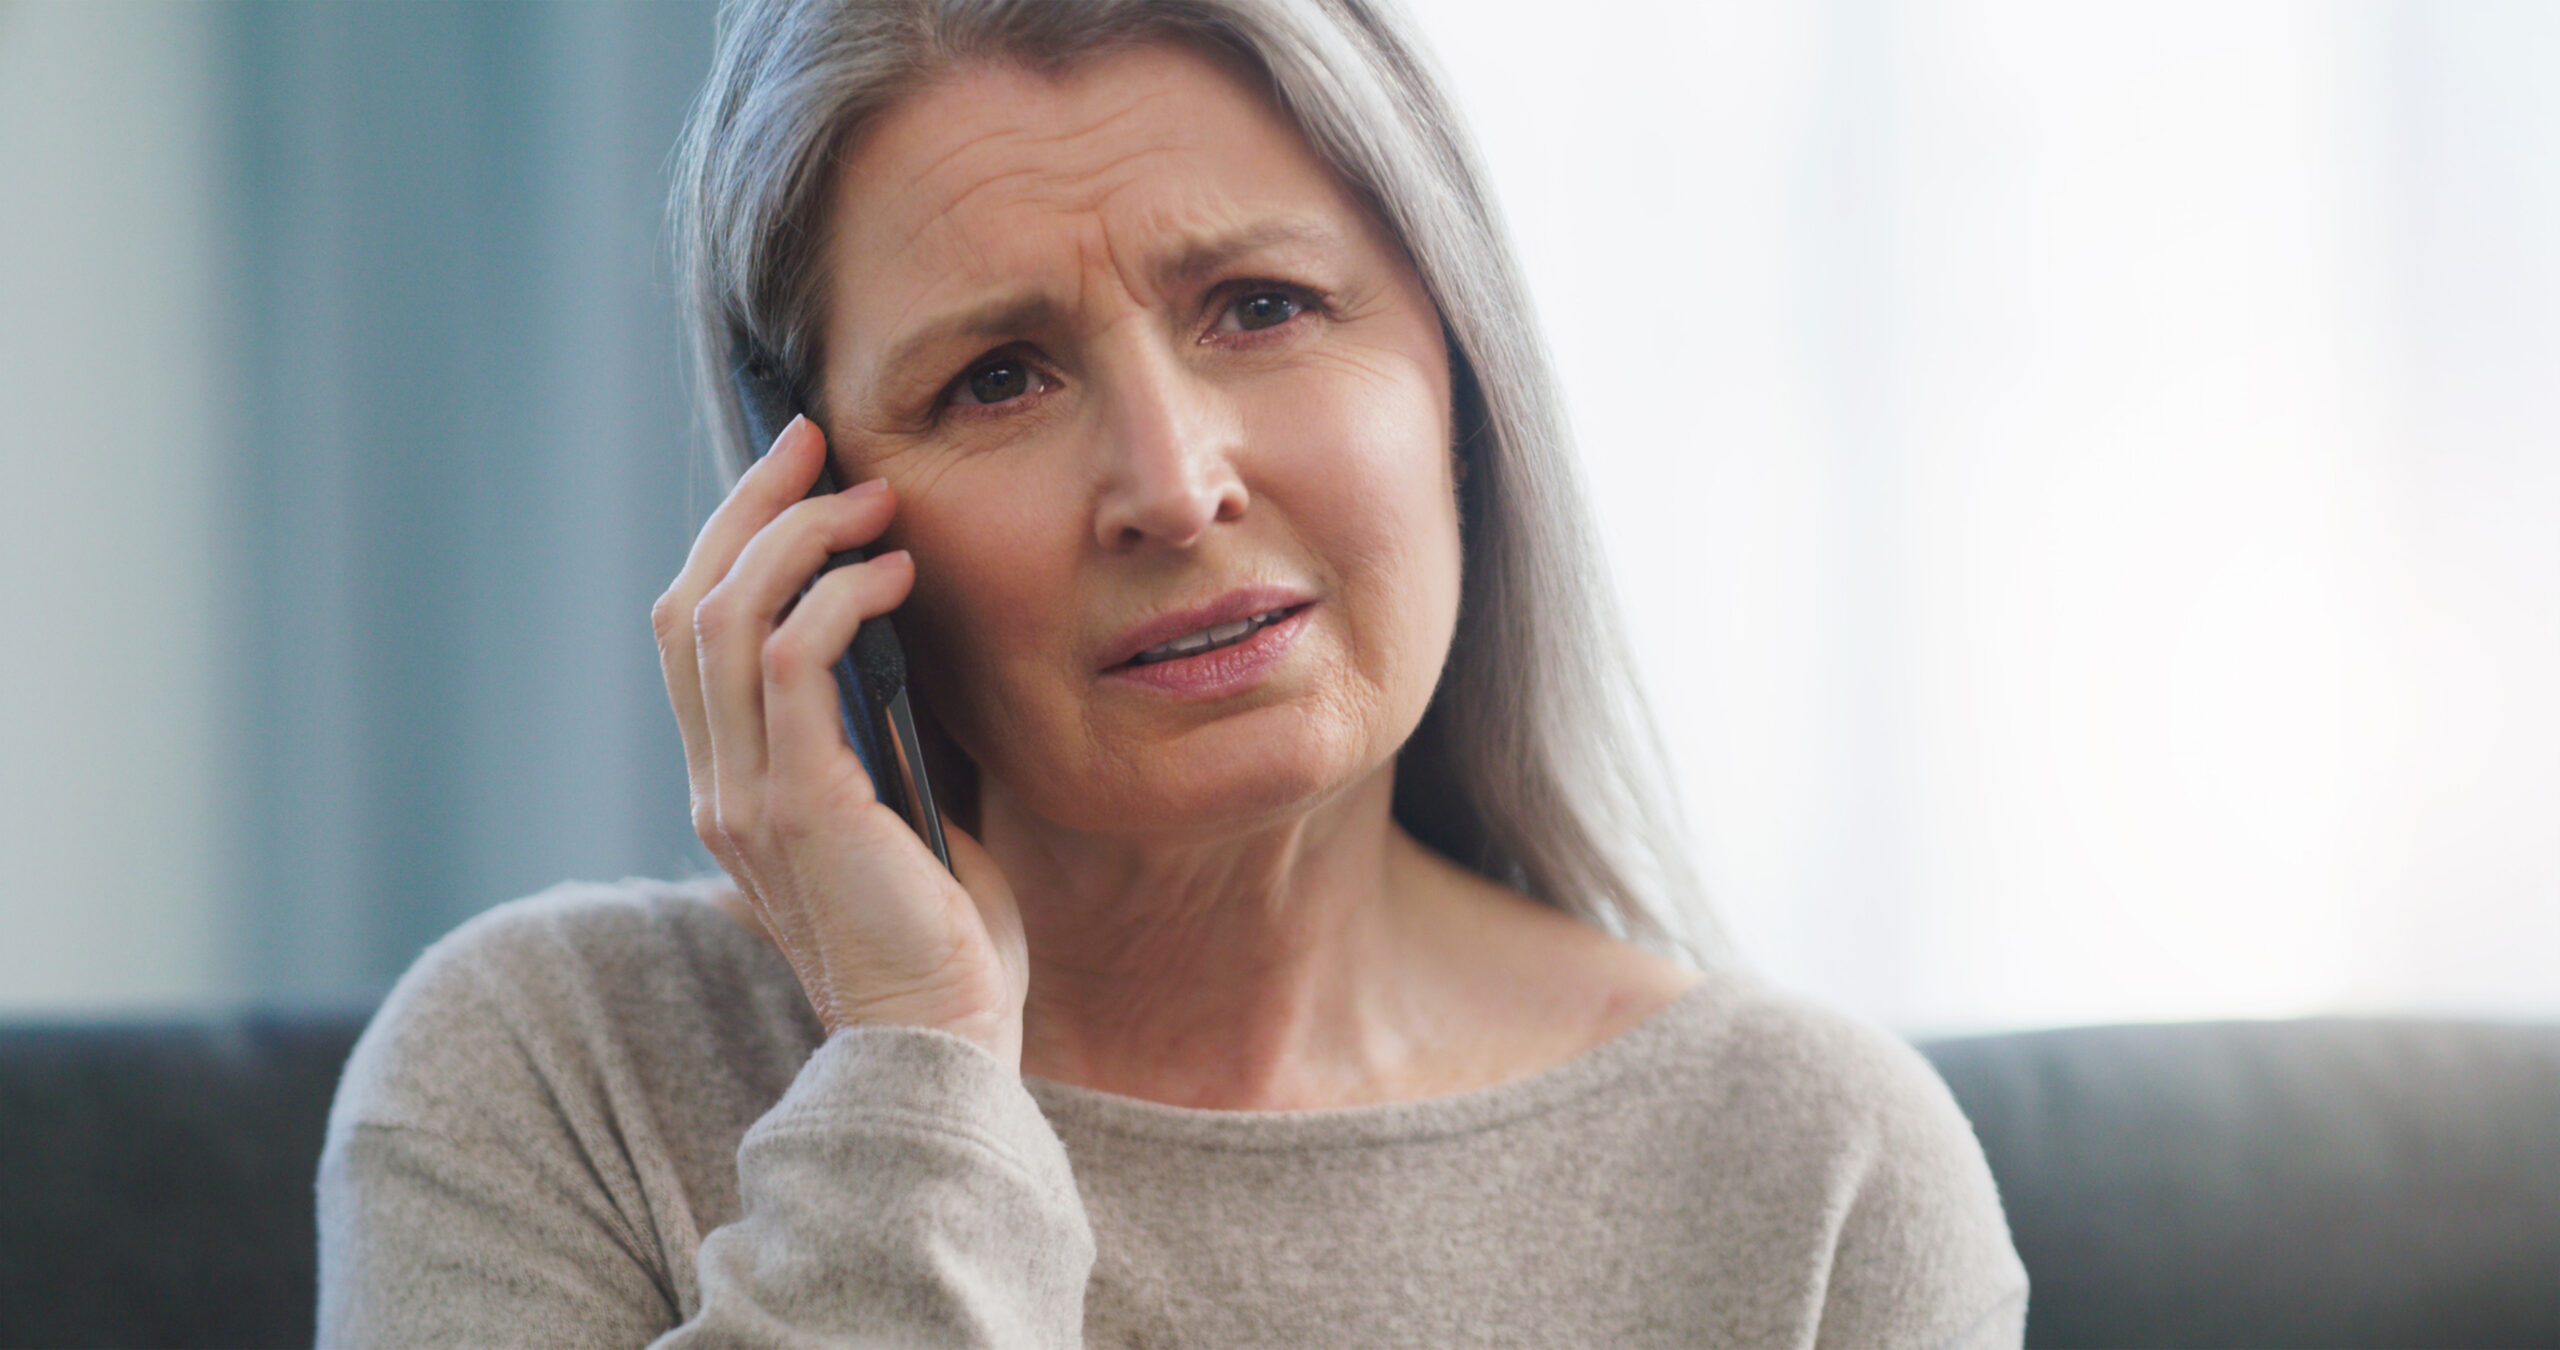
[671,1027,1093,1348]
[319,1026,1092,1349]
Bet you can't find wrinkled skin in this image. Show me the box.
[654,42,1689,1107]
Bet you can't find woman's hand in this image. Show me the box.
[652,415,1028,1067]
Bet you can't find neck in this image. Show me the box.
[980,763,1461,1109]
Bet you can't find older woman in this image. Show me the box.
[317,0,2026,1345]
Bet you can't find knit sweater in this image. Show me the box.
[316,877,2027,1348]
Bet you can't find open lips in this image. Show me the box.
[1125,606,1305,666]
[1099,586,1319,673]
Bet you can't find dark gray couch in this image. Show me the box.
[1929,1019,2560,1347]
[3,1014,2554,1348]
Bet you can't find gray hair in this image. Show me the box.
[670,0,1723,964]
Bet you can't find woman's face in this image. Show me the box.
[815,42,1460,838]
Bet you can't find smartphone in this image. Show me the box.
[731,351,952,872]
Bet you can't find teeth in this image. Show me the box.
[1133,608,1289,665]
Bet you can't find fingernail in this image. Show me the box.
[847,476,890,498]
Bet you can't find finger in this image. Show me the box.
[942,822,1017,921]
[943,821,998,891]
[656,415,827,829]
[652,591,719,841]
[762,548,918,798]
[675,414,829,596]
[720,476,898,637]
[941,821,1027,1003]
[695,481,900,827]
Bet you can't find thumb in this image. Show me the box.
[941,821,1027,996]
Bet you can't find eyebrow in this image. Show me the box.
[865,217,1350,395]
[1154,217,1345,290]
[874,292,1062,397]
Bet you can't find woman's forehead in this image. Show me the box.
[823,43,1367,321]
[842,44,1305,213]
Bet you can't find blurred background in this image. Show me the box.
[3,0,2552,1037]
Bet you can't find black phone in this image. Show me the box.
[731,352,952,872]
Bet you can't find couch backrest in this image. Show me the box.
[1922,1018,2560,1348]
[0,1015,367,1350]
[3,1013,2554,1348]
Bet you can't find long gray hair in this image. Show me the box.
[670,0,1722,964]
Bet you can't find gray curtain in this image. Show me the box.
[221,2,719,1005]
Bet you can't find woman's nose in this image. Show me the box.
[1090,346,1248,551]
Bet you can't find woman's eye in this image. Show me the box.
[1221,290,1303,334]
[951,357,1037,407]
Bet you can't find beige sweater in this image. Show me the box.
[317,878,2027,1348]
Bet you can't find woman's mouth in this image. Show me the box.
[1125,607,1301,666]
[1102,596,1315,700]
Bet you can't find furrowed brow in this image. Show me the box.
[857,219,1346,408]
[1154,219,1346,290]
[874,292,1060,393]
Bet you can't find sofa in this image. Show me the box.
[2,1012,2554,1348]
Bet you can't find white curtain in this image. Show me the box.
[1408,0,2560,1033]
[220,1,715,1003]
[10,1,2549,1024]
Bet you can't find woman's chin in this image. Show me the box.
[999,707,1385,842]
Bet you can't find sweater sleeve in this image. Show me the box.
[315,893,1094,1349]
[666,1027,1094,1348]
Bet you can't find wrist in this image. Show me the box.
[826,989,1023,1073]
